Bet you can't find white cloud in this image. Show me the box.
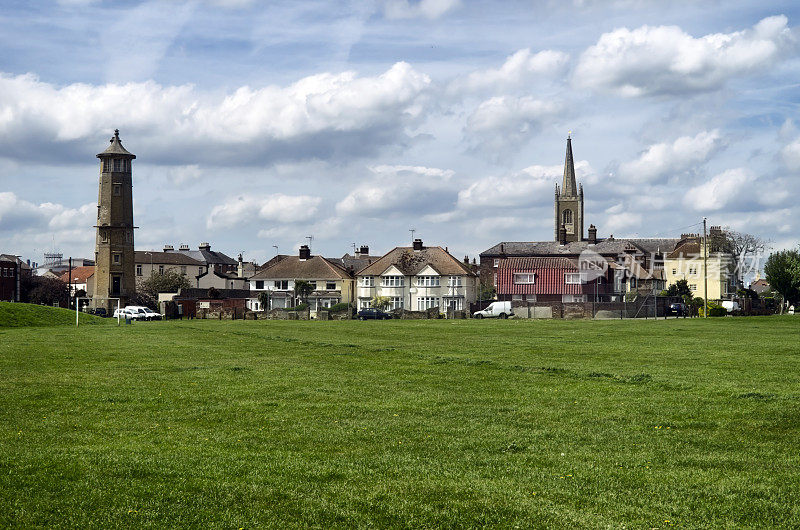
[0,62,431,165]
[618,130,723,183]
[683,168,756,212]
[575,15,794,96]
[457,161,592,209]
[336,165,455,216]
[449,48,569,94]
[384,0,461,20]
[782,136,800,171]
[464,96,563,156]
[208,194,322,229]
[603,209,643,234]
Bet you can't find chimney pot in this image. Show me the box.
[412,239,423,251]
[558,225,568,245]
[163,244,174,252]
[299,245,311,260]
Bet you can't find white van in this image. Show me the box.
[473,301,514,319]
[721,300,741,314]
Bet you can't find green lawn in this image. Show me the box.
[1,313,799,527]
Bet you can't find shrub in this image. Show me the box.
[328,302,350,313]
[699,301,727,317]
[282,303,309,312]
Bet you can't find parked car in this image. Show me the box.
[113,306,162,321]
[86,307,108,317]
[721,300,741,314]
[473,301,514,319]
[357,308,392,320]
[666,303,687,316]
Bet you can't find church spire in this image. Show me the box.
[561,134,577,197]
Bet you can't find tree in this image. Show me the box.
[22,276,69,307]
[257,290,271,311]
[138,270,191,300]
[371,296,392,310]
[763,249,800,313]
[712,228,769,288]
[664,278,693,298]
[294,280,314,305]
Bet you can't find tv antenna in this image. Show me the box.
[410,228,416,242]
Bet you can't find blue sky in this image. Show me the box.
[1,0,799,267]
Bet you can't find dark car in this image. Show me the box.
[357,308,392,320]
[88,307,107,317]
[667,303,687,317]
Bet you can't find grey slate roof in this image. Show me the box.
[176,248,238,266]
[134,251,204,266]
[97,130,135,158]
[481,238,680,258]
[250,255,352,280]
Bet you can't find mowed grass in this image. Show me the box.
[0,301,104,328]
[1,314,799,528]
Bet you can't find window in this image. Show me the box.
[563,209,573,225]
[493,259,500,268]
[113,159,122,172]
[307,281,317,290]
[158,265,164,275]
[390,297,404,309]
[689,267,698,275]
[689,284,697,291]
[448,276,462,287]
[113,184,121,196]
[562,294,585,303]
[443,298,463,310]
[199,267,204,276]
[417,276,440,287]
[113,254,121,264]
[100,231,108,243]
[513,273,535,284]
[255,280,264,289]
[102,159,110,172]
[512,294,524,301]
[382,276,404,287]
[565,273,586,284]
[361,276,374,287]
[274,280,288,290]
[136,264,142,276]
[671,268,677,275]
[326,281,336,290]
[417,297,439,310]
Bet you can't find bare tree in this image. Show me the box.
[712,228,769,288]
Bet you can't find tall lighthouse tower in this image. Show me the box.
[94,130,136,311]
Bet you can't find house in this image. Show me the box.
[196,269,249,290]
[355,239,478,312]
[59,266,95,300]
[134,249,206,280]
[248,245,354,313]
[750,277,770,295]
[664,228,735,300]
[496,257,615,303]
[0,254,32,302]
[480,137,677,302]
[170,243,239,275]
[167,288,251,319]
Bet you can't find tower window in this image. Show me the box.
[113,184,121,196]
[113,254,121,264]
[102,159,110,172]
[563,209,573,225]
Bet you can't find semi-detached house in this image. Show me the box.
[355,239,478,312]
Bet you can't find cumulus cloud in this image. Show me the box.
[575,15,795,96]
[457,161,592,209]
[683,168,756,212]
[208,194,322,229]
[384,0,461,20]
[336,165,455,217]
[782,136,800,171]
[464,96,563,156]
[449,48,569,95]
[0,62,431,165]
[0,191,96,252]
[618,130,723,183]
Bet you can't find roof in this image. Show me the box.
[250,255,352,280]
[97,130,136,158]
[667,237,701,259]
[176,248,238,266]
[481,238,680,258]
[197,269,247,280]
[174,288,251,299]
[0,254,32,270]
[134,251,204,266]
[59,266,94,283]
[333,253,381,273]
[499,257,578,270]
[357,246,477,277]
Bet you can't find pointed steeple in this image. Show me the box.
[561,134,577,197]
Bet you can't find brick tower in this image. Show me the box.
[94,130,136,310]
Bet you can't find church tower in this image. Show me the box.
[554,135,584,243]
[94,130,136,310]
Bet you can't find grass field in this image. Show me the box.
[1,307,799,528]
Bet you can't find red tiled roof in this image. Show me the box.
[59,266,94,284]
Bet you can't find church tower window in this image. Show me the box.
[563,209,572,225]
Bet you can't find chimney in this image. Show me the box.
[299,245,311,260]
[357,245,369,257]
[588,224,597,245]
[163,244,174,252]
[179,244,190,251]
[558,224,567,245]
[412,238,423,251]
[464,255,469,264]
[199,242,211,251]
[237,253,244,278]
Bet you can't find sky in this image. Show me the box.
[1,0,799,267]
